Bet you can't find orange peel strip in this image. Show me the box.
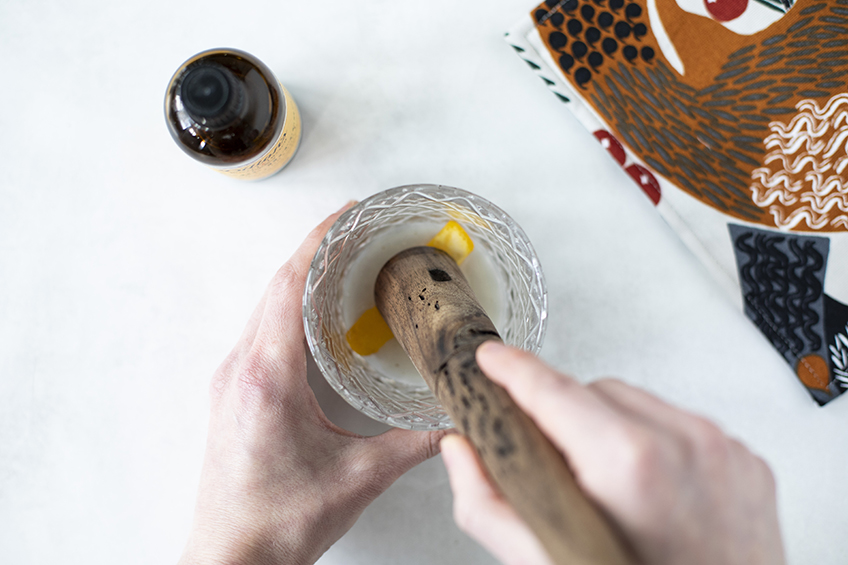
[346,306,395,356]
[427,220,474,265]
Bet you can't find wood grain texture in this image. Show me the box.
[375,246,633,565]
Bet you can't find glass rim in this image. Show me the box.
[302,184,548,429]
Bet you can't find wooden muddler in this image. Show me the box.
[375,246,633,565]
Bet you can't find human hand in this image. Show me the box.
[441,342,785,565]
[179,203,445,565]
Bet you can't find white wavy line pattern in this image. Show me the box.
[831,325,848,389]
[750,93,848,230]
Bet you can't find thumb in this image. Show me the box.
[363,428,447,486]
[441,435,552,565]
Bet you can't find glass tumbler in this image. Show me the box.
[303,184,547,430]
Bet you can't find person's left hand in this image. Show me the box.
[179,202,445,565]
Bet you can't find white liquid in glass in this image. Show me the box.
[342,221,505,386]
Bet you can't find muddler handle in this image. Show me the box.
[375,246,633,565]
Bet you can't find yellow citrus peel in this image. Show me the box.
[345,306,395,356]
[427,220,474,265]
[346,220,474,356]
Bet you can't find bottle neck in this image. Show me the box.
[179,64,247,130]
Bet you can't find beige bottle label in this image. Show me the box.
[218,84,302,181]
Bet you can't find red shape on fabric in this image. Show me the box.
[704,0,748,22]
[626,163,661,205]
[593,130,626,166]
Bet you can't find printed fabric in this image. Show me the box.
[507,0,848,404]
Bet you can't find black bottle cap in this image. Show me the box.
[180,64,244,128]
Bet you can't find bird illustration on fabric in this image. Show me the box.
[533,0,848,232]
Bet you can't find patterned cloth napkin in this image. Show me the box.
[507,0,848,404]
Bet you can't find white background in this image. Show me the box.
[1,1,846,563]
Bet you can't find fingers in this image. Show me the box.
[588,378,698,436]
[473,344,787,565]
[214,201,355,409]
[588,379,754,475]
[475,342,636,474]
[233,288,271,360]
[441,435,553,565]
[361,428,447,484]
[338,428,447,504]
[249,201,356,368]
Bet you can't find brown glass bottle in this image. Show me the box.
[165,48,301,180]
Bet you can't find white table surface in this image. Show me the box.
[2,1,846,563]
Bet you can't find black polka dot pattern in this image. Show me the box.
[588,52,603,68]
[549,31,568,49]
[545,0,655,87]
[575,67,592,86]
[572,41,588,59]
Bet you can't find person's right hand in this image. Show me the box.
[440,342,785,565]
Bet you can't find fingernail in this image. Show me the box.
[440,435,462,467]
[477,340,508,357]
